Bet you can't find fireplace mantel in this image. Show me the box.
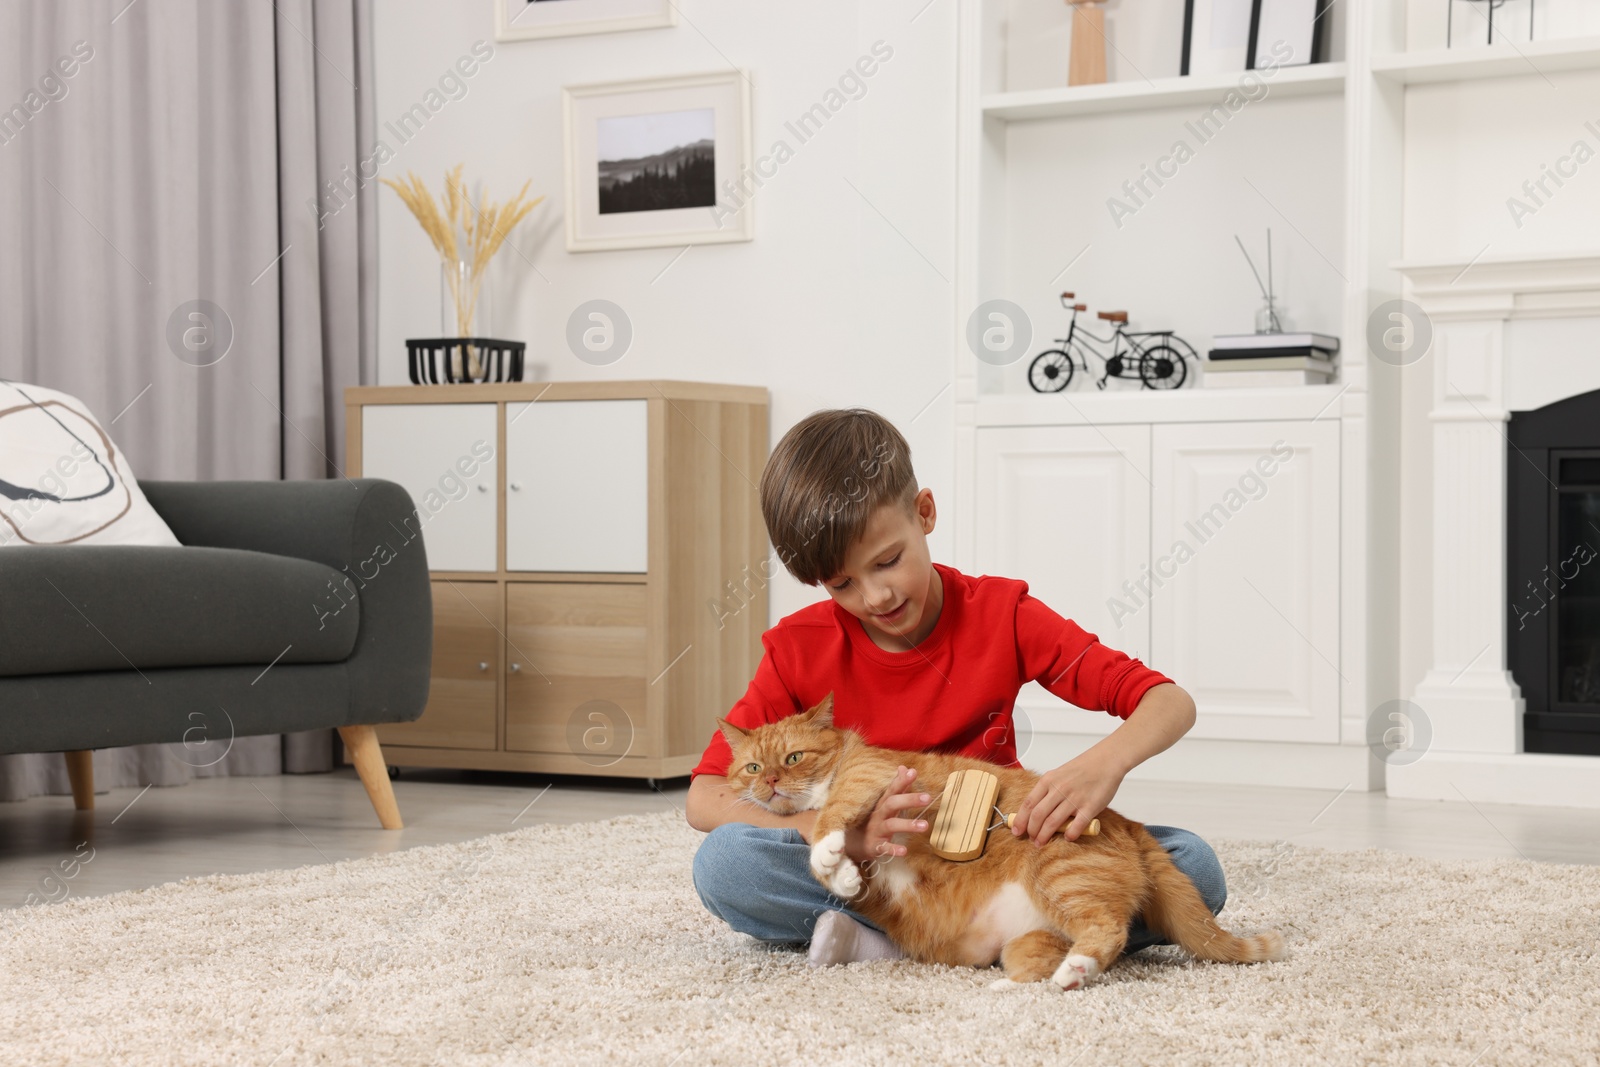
[1392,250,1600,809]
[1396,251,1600,322]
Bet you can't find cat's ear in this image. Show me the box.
[805,692,835,731]
[717,718,749,748]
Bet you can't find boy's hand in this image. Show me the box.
[847,765,932,865]
[1012,752,1124,847]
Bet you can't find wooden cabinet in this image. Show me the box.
[359,404,498,571]
[377,580,499,751]
[345,380,768,779]
[504,582,648,758]
[505,398,648,573]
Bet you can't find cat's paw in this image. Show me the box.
[809,829,863,898]
[1051,954,1100,991]
[810,830,848,881]
[828,858,863,899]
[988,977,1031,991]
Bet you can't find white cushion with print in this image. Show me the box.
[0,380,180,547]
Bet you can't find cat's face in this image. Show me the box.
[719,694,845,815]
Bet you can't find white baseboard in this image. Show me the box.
[1386,750,1600,809]
[1020,731,1383,792]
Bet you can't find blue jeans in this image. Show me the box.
[692,822,1226,957]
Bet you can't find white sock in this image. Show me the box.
[807,909,905,967]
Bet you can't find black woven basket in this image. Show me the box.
[406,338,526,384]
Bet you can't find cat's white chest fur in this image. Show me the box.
[874,835,919,901]
[956,882,1051,966]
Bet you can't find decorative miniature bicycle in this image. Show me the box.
[1027,293,1198,392]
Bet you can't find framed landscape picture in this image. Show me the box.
[562,71,753,252]
[494,0,675,42]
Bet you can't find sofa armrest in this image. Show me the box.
[140,479,433,726]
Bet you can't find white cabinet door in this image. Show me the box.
[1150,420,1339,742]
[976,425,1152,717]
[505,399,648,573]
[361,404,498,572]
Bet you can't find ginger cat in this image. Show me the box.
[718,694,1286,990]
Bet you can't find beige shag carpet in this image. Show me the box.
[3,809,1599,1066]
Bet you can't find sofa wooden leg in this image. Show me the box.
[63,750,94,811]
[338,725,403,829]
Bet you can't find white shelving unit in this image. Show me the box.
[951,0,1600,793]
[973,383,1349,428]
[981,62,1348,120]
[1371,33,1600,83]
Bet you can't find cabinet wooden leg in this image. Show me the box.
[64,750,94,811]
[338,725,403,829]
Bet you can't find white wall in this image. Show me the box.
[1402,70,1600,263]
[372,1,958,623]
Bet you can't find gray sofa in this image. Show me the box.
[0,479,432,827]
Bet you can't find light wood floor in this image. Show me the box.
[3,770,1598,909]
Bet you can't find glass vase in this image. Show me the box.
[1255,297,1284,335]
[439,260,490,380]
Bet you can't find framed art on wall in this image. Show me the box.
[562,71,753,252]
[1246,0,1331,69]
[494,0,675,42]
[1181,0,1256,75]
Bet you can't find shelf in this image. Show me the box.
[981,63,1346,121]
[973,383,1349,427]
[1371,35,1600,85]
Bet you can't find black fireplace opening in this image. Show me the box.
[1508,388,1600,756]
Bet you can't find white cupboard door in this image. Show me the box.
[361,404,498,572]
[1150,420,1339,743]
[975,425,1152,722]
[505,399,648,573]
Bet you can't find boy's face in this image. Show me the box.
[820,488,941,649]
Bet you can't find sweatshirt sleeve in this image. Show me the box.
[689,637,800,780]
[1015,591,1173,719]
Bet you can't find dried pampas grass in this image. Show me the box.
[381,164,543,376]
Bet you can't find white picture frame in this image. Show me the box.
[494,0,675,42]
[562,70,753,253]
[1181,0,1256,76]
[1247,0,1330,69]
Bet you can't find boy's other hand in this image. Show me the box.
[846,765,931,865]
[1012,753,1124,847]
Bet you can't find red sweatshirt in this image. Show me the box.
[690,562,1173,779]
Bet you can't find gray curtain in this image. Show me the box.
[0,0,377,801]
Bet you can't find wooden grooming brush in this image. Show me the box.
[927,768,1100,861]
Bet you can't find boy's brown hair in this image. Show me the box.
[760,408,917,586]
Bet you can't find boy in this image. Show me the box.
[684,409,1225,967]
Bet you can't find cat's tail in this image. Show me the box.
[1138,836,1287,965]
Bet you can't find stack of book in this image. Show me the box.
[1203,333,1339,388]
